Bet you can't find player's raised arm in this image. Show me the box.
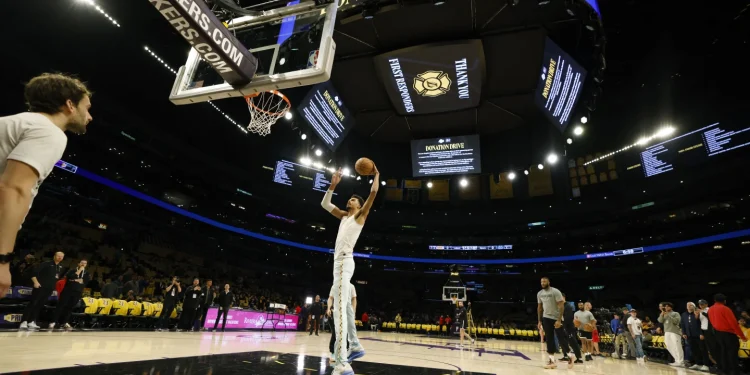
[356,164,379,220]
[321,168,348,220]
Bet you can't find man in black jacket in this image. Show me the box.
[310,295,323,336]
[156,276,181,331]
[179,277,203,331]
[197,279,215,331]
[19,251,64,330]
[213,283,233,332]
[560,293,583,364]
[50,259,91,329]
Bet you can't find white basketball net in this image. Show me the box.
[245,91,291,137]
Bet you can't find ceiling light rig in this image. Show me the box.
[584,126,676,166]
[79,0,121,27]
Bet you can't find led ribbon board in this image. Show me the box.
[54,160,750,265]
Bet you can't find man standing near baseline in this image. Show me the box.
[537,277,575,369]
[19,251,65,330]
[708,294,747,375]
[50,258,90,329]
[658,302,684,367]
[0,73,93,296]
[321,164,380,375]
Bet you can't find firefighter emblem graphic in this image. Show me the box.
[413,70,452,97]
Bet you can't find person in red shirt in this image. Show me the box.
[295,304,301,315]
[444,316,452,336]
[361,312,369,330]
[707,294,747,375]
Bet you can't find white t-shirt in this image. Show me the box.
[700,307,709,330]
[627,316,642,336]
[0,112,67,203]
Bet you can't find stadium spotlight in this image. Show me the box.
[537,164,544,170]
[301,133,307,140]
[342,168,351,176]
[369,179,373,184]
[547,153,558,164]
[427,181,433,188]
[305,296,313,304]
[508,172,516,180]
[581,116,588,124]
[636,137,649,146]
[459,178,468,187]
[567,138,573,145]
[656,126,675,138]
[432,0,446,4]
[524,169,529,175]
[356,176,361,181]
[315,149,323,156]
[285,111,293,120]
[313,162,324,169]
[381,180,386,186]
[573,126,584,136]
[300,157,312,166]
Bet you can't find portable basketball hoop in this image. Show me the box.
[245,90,291,136]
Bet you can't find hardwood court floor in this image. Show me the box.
[0,330,701,374]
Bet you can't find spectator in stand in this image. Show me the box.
[101,278,117,298]
[362,311,369,330]
[708,294,747,375]
[682,302,709,371]
[444,314,452,336]
[123,275,138,297]
[642,316,655,333]
[19,251,64,330]
[395,312,402,332]
[50,259,90,329]
[87,276,102,293]
[295,304,301,315]
[740,318,750,337]
[611,313,626,359]
[741,311,750,323]
[370,315,379,332]
[658,302,684,367]
[438,315,445,332]
[115,275,124,297]
[125,290,136,302]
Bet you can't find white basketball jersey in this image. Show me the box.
[334,214,363,259]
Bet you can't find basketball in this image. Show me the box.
[574,319,581,328]
[355,157,375,175]
[583,323,595,332]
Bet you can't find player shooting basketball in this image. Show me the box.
[320,160,379,375]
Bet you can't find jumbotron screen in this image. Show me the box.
[410,135,481,177]
[374,40,485,115]
[297,81,354,151]
[631,122,750,178]
[535,37,587,132]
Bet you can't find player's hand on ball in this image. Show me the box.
[574,319,581,328]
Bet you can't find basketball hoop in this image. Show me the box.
[244,90,291,136]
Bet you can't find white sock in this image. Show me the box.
[549,355,555,362]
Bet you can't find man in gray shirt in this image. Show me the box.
[537,277,576,369]
[658,302,684,367]
[574,302,597,361]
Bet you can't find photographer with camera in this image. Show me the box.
[156,276,182,331]
[658,302,684,367]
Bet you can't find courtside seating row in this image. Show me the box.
[377,322,541,339]
[70,297,177,328]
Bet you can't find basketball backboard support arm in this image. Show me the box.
[169,1,339,105]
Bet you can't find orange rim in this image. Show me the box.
[244,90,291,116]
